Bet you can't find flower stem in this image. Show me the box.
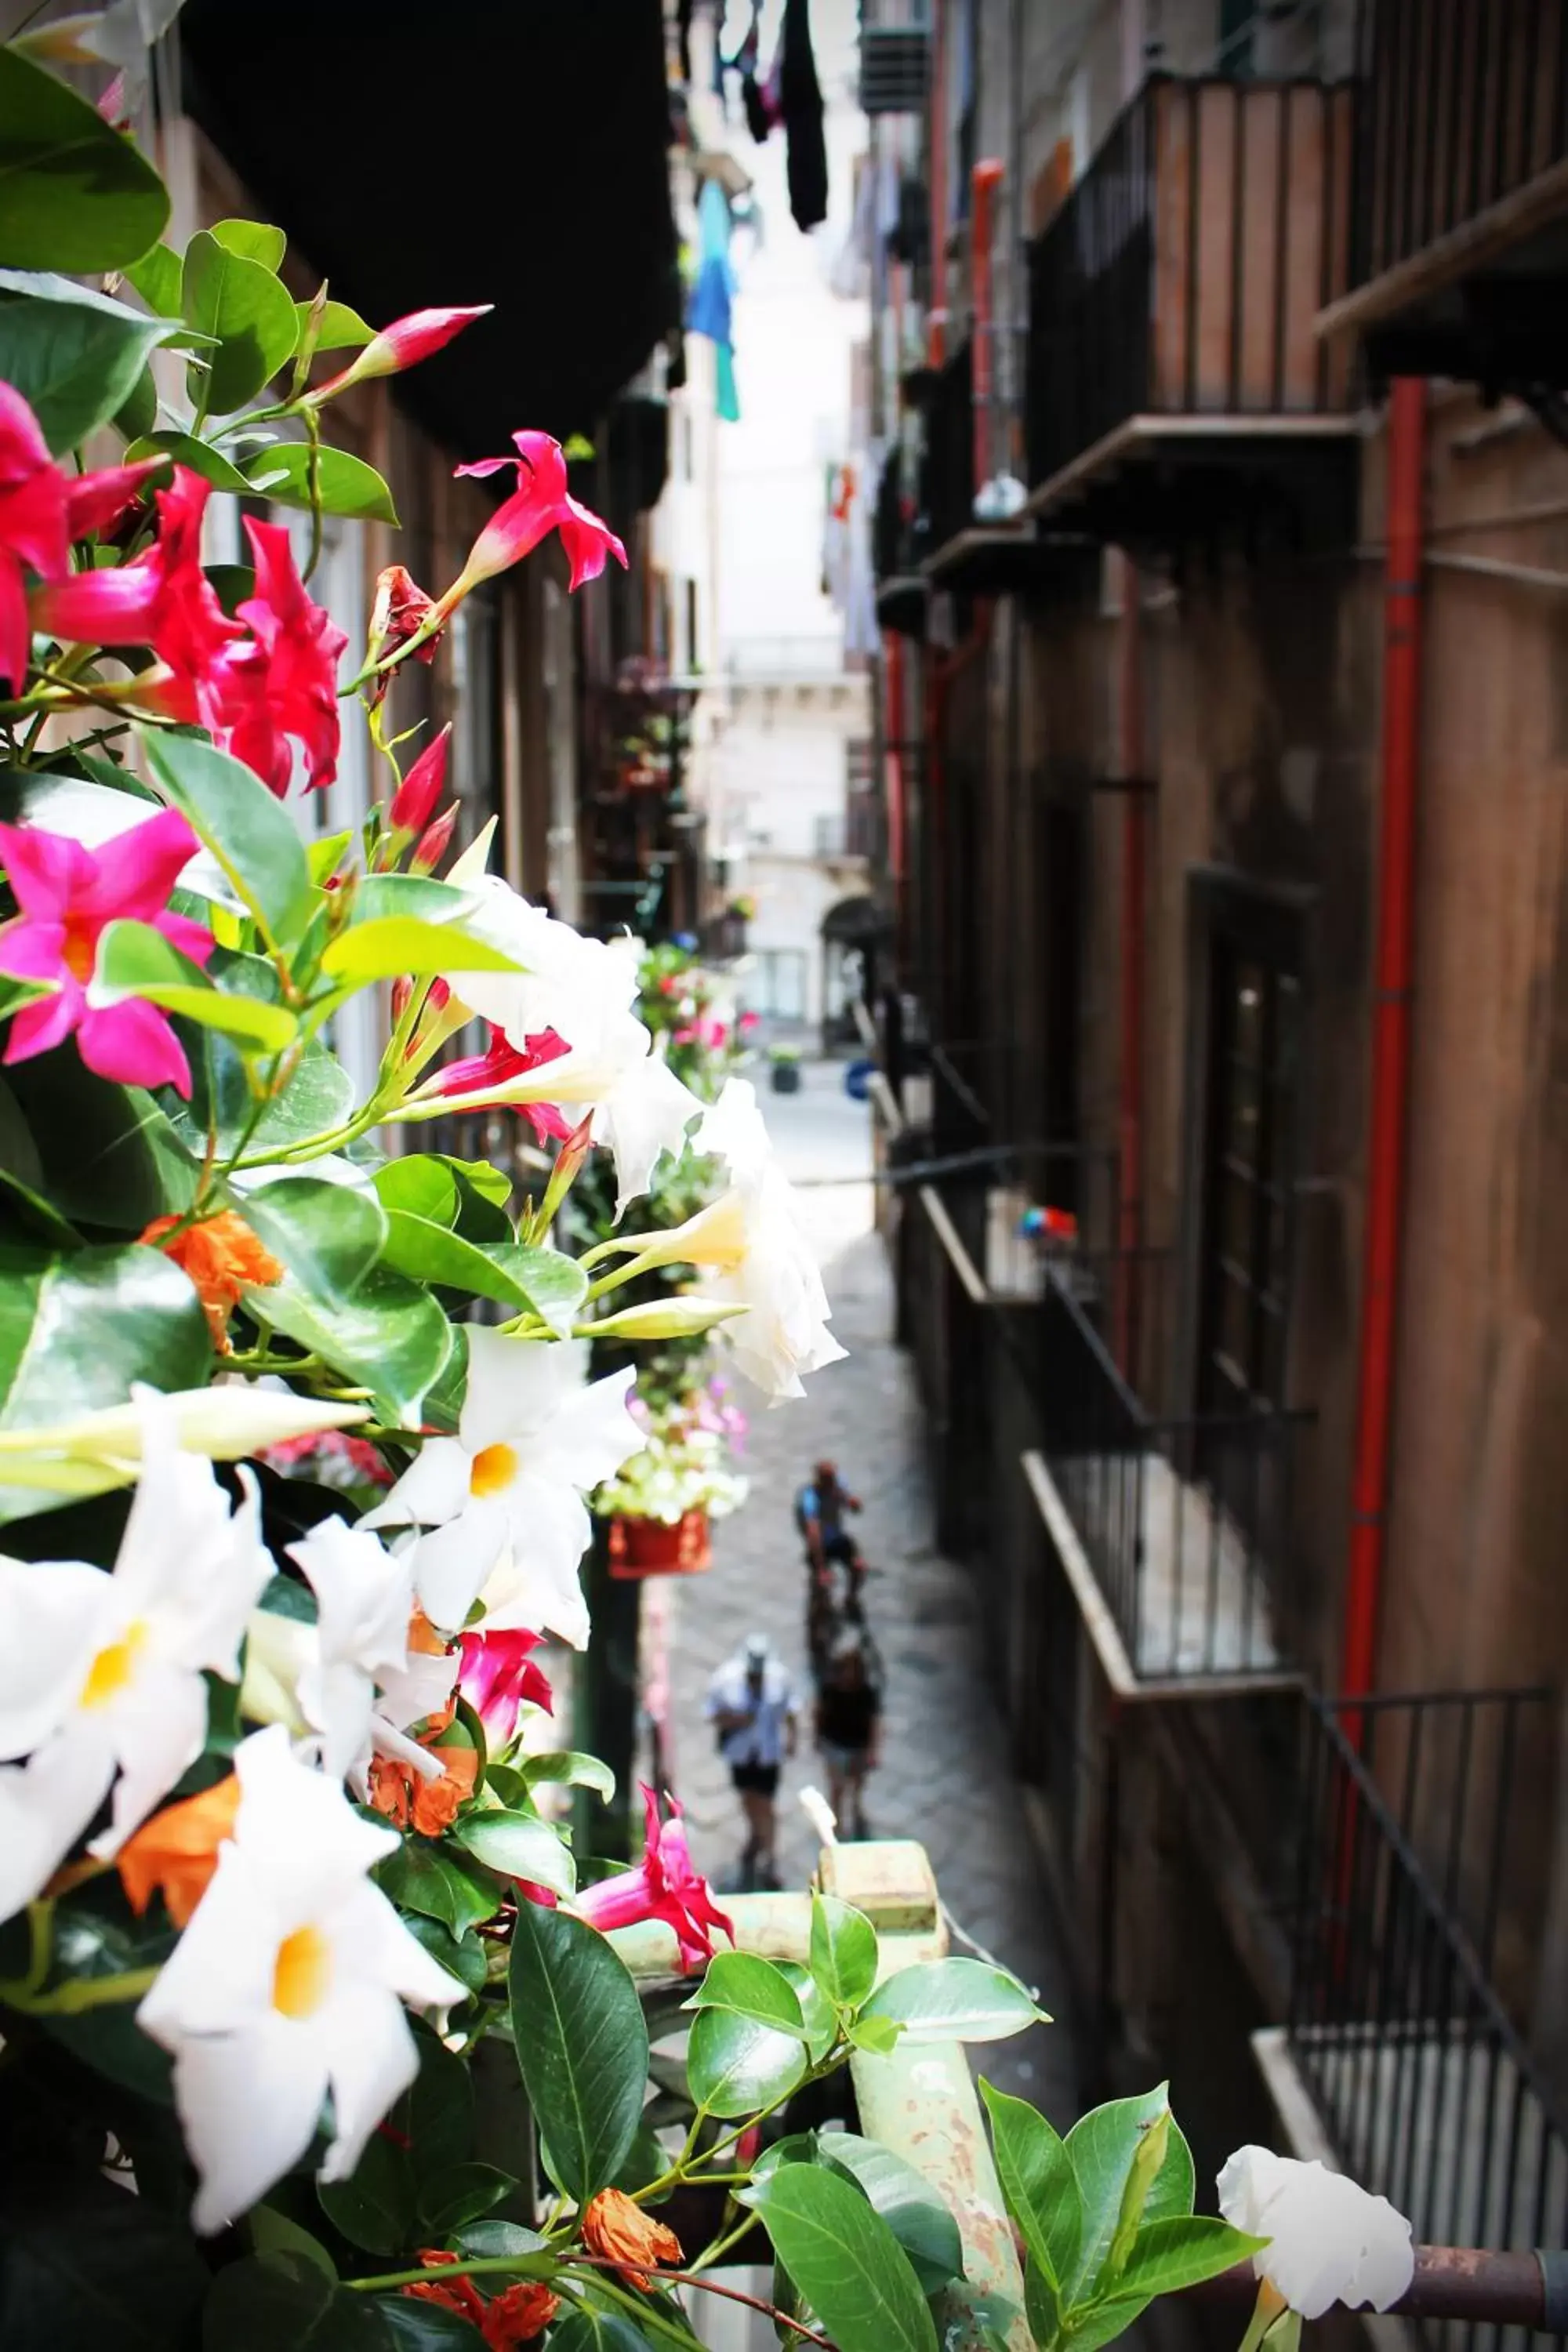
[0,1964,160,2016]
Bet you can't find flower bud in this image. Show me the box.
[586,1298,750,1342]
[410,803,458,875]
[388,722,452,834]
[309,305,492,403]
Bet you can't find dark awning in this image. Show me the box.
[178,0,680,459]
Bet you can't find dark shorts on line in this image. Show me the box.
[730,1762,780,1798]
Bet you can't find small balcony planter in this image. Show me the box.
[608,1508,713,1579]
[771,1047,803,1094]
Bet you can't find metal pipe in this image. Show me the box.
[1183,2245,1562,2327]
[884,628,907,975]
[1342,376,1427,1711]
[928,0,948,368]
[970,158,1006,495]
[1115,550,1146,1378]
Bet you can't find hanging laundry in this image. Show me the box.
[688,175,742,422]
[779,0,828,231]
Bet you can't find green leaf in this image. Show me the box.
[125,428,253,494]
[0,1163,81,1248]
[240,1174,388,1305]
[860,1958,1045,2045]
[143,730,314,947]
[114,360,158,440]
[0,270,180,452]
[547,2310,657,2351]
[245,440,399,525]
[846,2014,902,2054]
[249,2209,336,2278]
[808,1891,878,2011]
[1112,2216,1266,2299]
[419,2162,519,2238]
[212,218,288,272]
[0,1057,195,1232]
[296,296,374,354]
[750,2162,938,2352]
[181,228,299,413]
[980,2079,1081,2301]
[686,2007,806,2119]
[318,2129,417,2256]
[506,1902,648,2203]
[452,1808,575,1895]
[0,1242,210,1523]
[450,2219,548,2274]
[321,916,522,985]
[405,2027,475,2182]
[775,1960,839,2063]
[404,1912,488,1998]
[42,1894,178,2101]
[520,1748,615,1802]
[816,2129,965,2292]
[176,1010,353,1160]
[1025,2254,1062,2348]
[96,918,299,1054]
[125,243,183,317]
[687,1951,808,2039]
[1062,2089,1192,2307]
[377,2301,486,2350]
[263,1259,453,1428]
[380,1214,586,1334]
[378,1838,506,1936]
[201,2252,377,2352]
[0,48,169,272]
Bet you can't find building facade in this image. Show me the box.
[860,0,1568,2277]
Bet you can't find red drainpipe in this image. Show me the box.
[928,0,947,367]
[884,630,906,967]
[1342,376,1428,1711]
[1116,550,1146,1374]
[971,158,1005,495]
[925,603,993,1027]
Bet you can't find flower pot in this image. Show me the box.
[608,1508,713,1580]
[771,1061,801,1094]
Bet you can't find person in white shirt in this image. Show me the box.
[705,1633,800,1889]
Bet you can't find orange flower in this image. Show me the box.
[402,2251,485,2326]
[408,1606,452,1657]
[580,2188,683,2292]
[367,1755,412,1828]
[117,1773,240,1926]
[411,1744,479,1837]
[140,1209,284,1351]
[481,2281,561,2347]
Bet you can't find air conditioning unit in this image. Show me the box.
[858,26,929,114]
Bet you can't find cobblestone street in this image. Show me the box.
[651,1060,1079,2121]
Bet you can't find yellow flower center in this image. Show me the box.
[79,1620,150,1710]
[470,1442,517,1498]
[272,1925,332,2020]
[61,914,97,985]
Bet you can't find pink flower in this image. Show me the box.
[429,1024,574,1144]
[310,305,493,403]
[458,1628,554,1744]
[221,519,350,795]
[576,1787,734,1974]
[410,803,458,875]
[739,1011,760,1035]
[0,383,164,689]
[0,809,210,1094]
[389,723,452,835]
[434,431,626,621]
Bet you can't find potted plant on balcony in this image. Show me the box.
[770,1040,804,1094]
[597,1381,749,1577]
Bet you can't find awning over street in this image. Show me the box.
[178,0,680,457]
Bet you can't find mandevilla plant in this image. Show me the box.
[0,38,1416,2352]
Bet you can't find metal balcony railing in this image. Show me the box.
[1349,0,1568,292]
[1286,1690,1568,2347]
[918,342,974,559]
[1025,74,1355,492]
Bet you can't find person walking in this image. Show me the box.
[813,1626,881,1839]
[705,1633,800,1889]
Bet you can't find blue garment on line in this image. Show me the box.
[688,176,740,419]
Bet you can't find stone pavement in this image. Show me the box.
[649,1059,1080,2122]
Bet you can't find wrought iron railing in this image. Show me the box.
[919,342,974,557]
[1350,0,1568,289]
[1288,1690,1568,2347]
[1025,74,1354,488]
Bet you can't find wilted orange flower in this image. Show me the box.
[140,1209,283,1351]
[367,1755,412,1829]
[402,2251,485,2325]
[117,1773,241,1926]
[580,2188,683,2291]
[411,1745,480,1836]
[482,2281,561,2347]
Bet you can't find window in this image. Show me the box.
[1192,882,1305,1414]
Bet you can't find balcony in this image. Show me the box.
[1262,1689,1568,2331]
[1320,0,1568,385]
[1024,74,1357,550]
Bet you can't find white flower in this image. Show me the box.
[364,1328,644,1642]
[285,1519,419,1781]
[0,1383,369,1501]
[1217,2148,1414,2320]
[0,1398,271,1922]
[435,880,703,1213]
[688,1080,848,1401]
[138,1726,459,2234]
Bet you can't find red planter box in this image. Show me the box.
[608,1508,713,1580]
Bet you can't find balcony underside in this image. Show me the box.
[920,527,1099,601]
[1326,205,1568,388]
[875,573,928,637]
[1022,1447,1298,1694]
[1022,414,1359,556]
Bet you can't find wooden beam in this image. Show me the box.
[1316,154,1568,343]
